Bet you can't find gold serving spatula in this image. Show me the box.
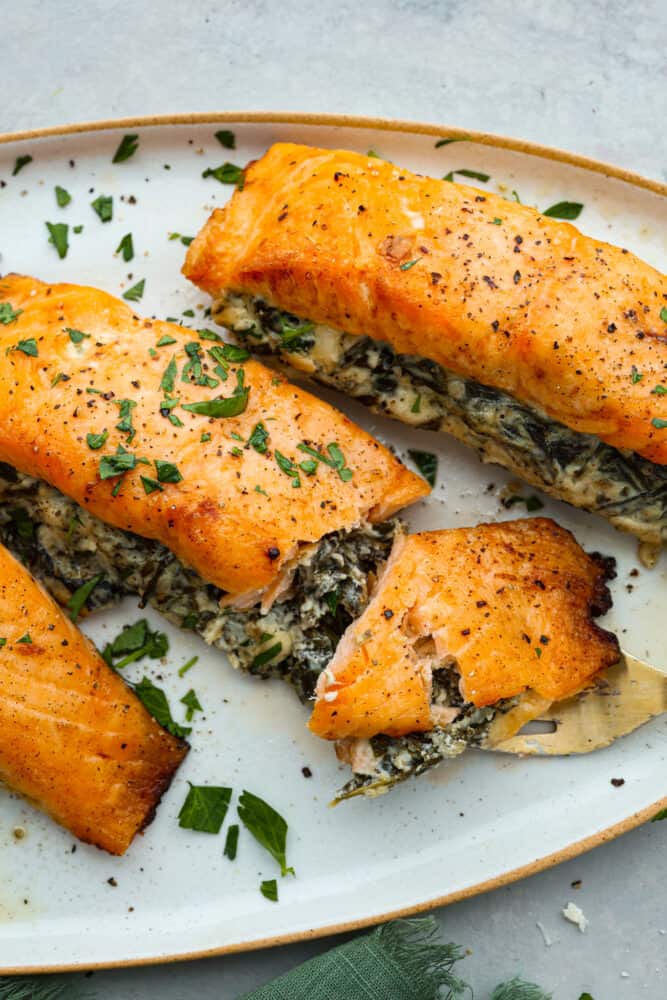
[491,651,667,756]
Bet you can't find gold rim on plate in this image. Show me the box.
[0,110,664,973]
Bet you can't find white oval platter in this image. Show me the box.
[0,113,665,972]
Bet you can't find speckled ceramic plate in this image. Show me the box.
[0,113,665,973]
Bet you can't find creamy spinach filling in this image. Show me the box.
[216,292,667,545]
[335,667,516,800]
[0,466,517,797]
[0,464,395,703]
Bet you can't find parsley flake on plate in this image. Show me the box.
[542,201,583,220]
[112,134,139,163]
[46,222,69,259]
[237,790,295,877]
[215,129,236,149]
[260,879,278,902]
[180,688,203,722]
[91,194,113,222]
[55,185,71,207]
[178,784,231,834]
[133,677,190,739]
[224,823,239,860]
[115,233,134,262]
[202,162,245,188]
[123,279,145,302]
[12,154,32,176]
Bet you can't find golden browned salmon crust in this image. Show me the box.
[0,275,426,600]
[309,518,619,741]
[184,142,667,464]
[0,543,187,854]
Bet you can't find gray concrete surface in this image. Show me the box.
[2,0,666,995]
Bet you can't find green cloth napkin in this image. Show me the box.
[239,918,551,1000]
[0,918,551,999]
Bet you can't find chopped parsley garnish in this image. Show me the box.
[115,398,137,441]
[123,278,145,302]
[12,338,38,357]
[399,258,420,271]
[542,201,583,220]
[55,185,71,207]
[444,168,490,183]
[12,155,32,176]
[260,879,278,902]
[247,422,269,453]
[296,442,353,481]
[237,790,294,877]
[0,639,6,648]
[299,458,317,475]
[224,824,239,860]
[91,194,113,222]
[115,232,134,262]
[157,334,177,347]
[168,232,194,246]
[651,385,667,395]
[631,366,643,384]
[660,307,667,324]
[182,390,249,418]
[407,449,438,487]
[46,221,69,259]
[160,395,184,427]
[67,327,90,344]
[200,432,211,443]
[178,655,198,678]
[198,328,223,342]
[221,343,250,362]
[652,808,667,822]
[112,134,139,163]
[178,784,231,834]
[202,162,245,188]
[0,303,22,325]
[51,372,68,387]
[67,574,103,623]
[183,309,195,318]
[251,642,282,668]
[140,475,163,495]
[160,356,178,392]
[182,341,218,387]
[99,444,145,480]
[652,418,667,429]
[411,394,422,413]
[367,149,380,158]
[255,485,268,496]
[73,224,84,234]
[17,633,32,644]
[154,459,182,484]
[215,129,236,149]
[434,136,470,147]
[505,493,544,511]
[180,688,203,722]
[492,217,503,225]
[134,677,190,739]
[86,430,109,450]
[275,450,301,488]
[511,189,521,203]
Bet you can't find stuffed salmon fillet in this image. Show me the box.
[0,275,425,699]
[184,142,667,549]
[307,518,619,798]
[0,542,187,854]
